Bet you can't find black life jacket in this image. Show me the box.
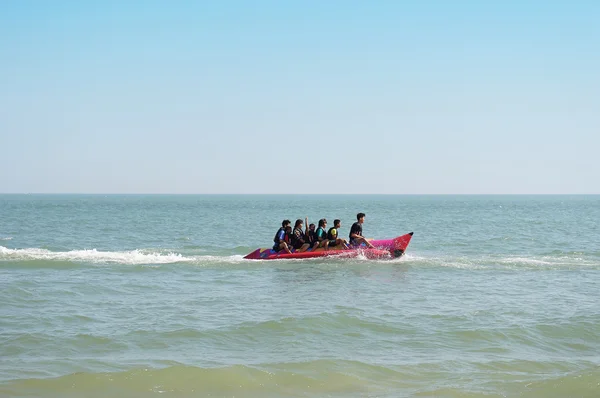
[292,227,305,245]
[273,227,285,244]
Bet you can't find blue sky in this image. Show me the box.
[1,0,598,194]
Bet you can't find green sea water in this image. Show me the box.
[1,194,599,397]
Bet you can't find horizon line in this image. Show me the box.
[1,193,598,196]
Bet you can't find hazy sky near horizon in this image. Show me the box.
[1,1,598,194]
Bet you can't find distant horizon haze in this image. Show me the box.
[1,1,598,194]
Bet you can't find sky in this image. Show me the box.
[1,0,598,194]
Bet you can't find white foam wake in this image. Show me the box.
[0,246,249,266]
[0,237,12,241]
[0,246,191,265]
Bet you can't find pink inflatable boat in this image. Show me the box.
[244,232,413,260]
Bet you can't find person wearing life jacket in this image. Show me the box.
[273,219,293,254]
[314,218,330,250]
[304,219,319,251]
[327,219,350,249]
[349,212,375,248]
[291,219,311,252]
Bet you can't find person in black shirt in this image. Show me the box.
[349,212,375,248]
[304,219,320,251]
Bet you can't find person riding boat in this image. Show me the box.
[291,219,311,252]
[304,219,319,250]
[349,212,375,248]
[315,219,330,250]
[273,219,293,254]
[327,219,350,249]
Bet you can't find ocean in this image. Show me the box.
[1,194,599,397]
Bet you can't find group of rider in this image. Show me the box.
[273,212,375,254]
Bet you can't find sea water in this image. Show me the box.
[1,194,599,397]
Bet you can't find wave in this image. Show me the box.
[0,246,193,265]
[1,362,599,398]
[0,362,400,398]
[1,245,598,269]
[401,252,600,270]
[0,237,12,241]
[0,246,245,267]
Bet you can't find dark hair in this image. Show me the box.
[318,218,327,227]
[309,223,315,229]
[294,219,303,229]
[334,219,341,227]
[282,219,291,227]
[285,225,292,232]
[357,213,365,221]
